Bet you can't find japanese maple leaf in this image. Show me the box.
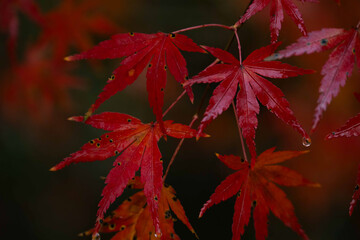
[38,0,119,60]
[0,0,44,63]
[199,148,319,240]
[270,23,360,132]
[50,112,205,236]
[187,43,312,164]
[79,178,197,240]
[236,0,318,43]
[1,44,83,123]
[65,31,205,132]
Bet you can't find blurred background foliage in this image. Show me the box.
[1,0,360,239]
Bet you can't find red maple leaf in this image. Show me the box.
[0,0,44,63]
[37,0,119,60]
[50,112,205,236]
[187,43,312,164]
[65,31,205,132]
[271,23,360,132]
[236,0,318,43]
[199,148,319,240]
[79,177,197,240]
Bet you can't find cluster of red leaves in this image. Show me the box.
[271,23,360,132]
[55,26,320,238]
[51,112,206,238]
[79,177,197,240]
[43,1,359,239]
[200,148,319,240]
[0,0,119,123]
[187,42,313,164]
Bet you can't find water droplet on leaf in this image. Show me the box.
[302,137,311,147]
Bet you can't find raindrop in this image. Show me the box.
[302,137,311,147]
[92,233,101,240]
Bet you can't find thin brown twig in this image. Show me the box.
[173,24,233,34]
[163,114,198,180]
[163,90,187,118]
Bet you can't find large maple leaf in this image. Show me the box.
[37,0,119,60]
[236,0,318,43]
[0,0,44,63]
[79,177,197,240]
[65,31,205,132]
[187,43,312,164]
[199,148,319,240]
[270,24,360,132]
[50,112,205,236]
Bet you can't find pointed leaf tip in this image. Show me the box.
[49,166,57,171]
[67,116,84,122]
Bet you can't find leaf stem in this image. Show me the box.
[231,101,249,165]
[163,114,198,180]
[173,24,233,34]
[234,28,242,64]
[163,90,187,118]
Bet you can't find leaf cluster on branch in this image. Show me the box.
[2,0,359,239]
